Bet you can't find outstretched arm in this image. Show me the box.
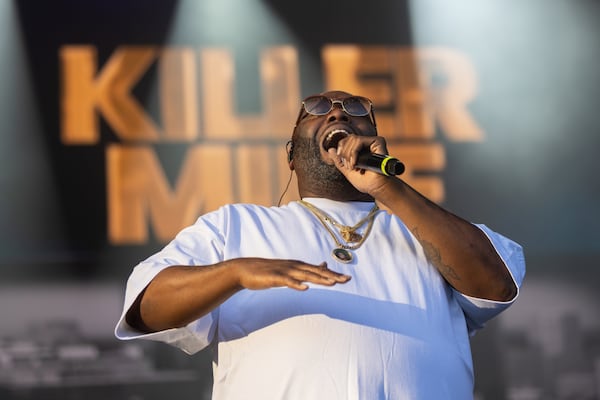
[126,258,351,333]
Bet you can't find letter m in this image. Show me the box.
[106,145,234,244]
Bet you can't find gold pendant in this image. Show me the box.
[340,229,362,243]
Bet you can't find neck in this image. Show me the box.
[294,163,374,202]
[299,187,374,202]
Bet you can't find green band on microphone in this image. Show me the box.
[380,155,393,176]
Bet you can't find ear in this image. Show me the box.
[286,140,294,170]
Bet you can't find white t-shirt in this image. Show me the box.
[115,198,525,400]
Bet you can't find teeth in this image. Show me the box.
[326,129,349,141]
[323,129,350,150]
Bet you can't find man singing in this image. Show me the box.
[115,90,525,399]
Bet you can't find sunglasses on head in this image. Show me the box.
[294,95,377,127]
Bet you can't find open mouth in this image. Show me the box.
[323,129,350,150]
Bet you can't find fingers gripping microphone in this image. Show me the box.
[323,130,405,176]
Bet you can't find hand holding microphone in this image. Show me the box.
[323,130,404,176]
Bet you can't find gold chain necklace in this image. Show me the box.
[299,200,379,263]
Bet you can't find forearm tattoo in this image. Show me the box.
[413,228,461,282]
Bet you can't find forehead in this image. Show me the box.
[318,90,353,100]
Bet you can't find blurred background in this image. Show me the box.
[1,0,599,399]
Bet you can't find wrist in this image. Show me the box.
[368,176,410,210]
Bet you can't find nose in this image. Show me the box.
[326,103,350,123]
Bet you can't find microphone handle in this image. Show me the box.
[356,153,405,176]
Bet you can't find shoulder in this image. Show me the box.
[199,202,300,225]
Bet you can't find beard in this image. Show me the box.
[292,136,355,195]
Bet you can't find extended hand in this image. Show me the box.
[130,258,351,332]
[233,258,351,291]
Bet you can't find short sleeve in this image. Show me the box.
[114,210,227,354]
[452,224,526,335]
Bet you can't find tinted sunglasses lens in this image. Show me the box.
[343,97,370,116]
[303,96,332,115]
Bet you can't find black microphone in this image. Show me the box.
[356,153,405,176]
[323,130,405,176]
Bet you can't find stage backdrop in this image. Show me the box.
[1,1,599,399]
